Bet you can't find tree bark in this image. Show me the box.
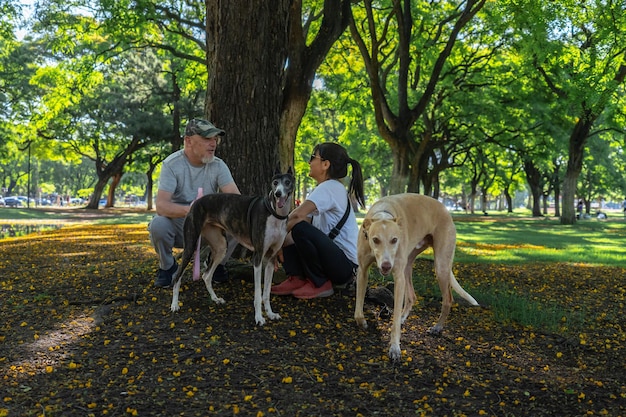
[85,136,144,209]
[107,172,122,208]
[560,117,593,224]
[205,0,350,195]
[279,0,352,169]
[523,160,543,217]
[205,1,290,195]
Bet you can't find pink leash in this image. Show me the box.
[192,188,203,281]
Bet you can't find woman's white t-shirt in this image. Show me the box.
[306,179,358,264]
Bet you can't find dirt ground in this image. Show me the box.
[0,223,624,416]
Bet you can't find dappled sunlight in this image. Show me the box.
[2,312,97,380]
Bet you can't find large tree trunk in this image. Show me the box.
[503,187,513,213]
[552,161,561,217]
[205,1,350,193]
[145,158,159,211]
[523,160,543,217]
[389,142,411,194]
[106,172,122,208]
[85,136,144,209]
[205,1,290,195]
[560,117,593,225]
[279,0,351,170]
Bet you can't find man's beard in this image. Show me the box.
[201,155,214,164]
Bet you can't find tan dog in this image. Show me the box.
[354,193,478,361]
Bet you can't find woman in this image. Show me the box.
[271,142,366,299]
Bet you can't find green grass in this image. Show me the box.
[0,207,154,225]
[453,217,626,267]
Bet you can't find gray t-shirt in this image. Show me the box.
[158,150,235,204]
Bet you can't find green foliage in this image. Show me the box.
[2,0,626,212]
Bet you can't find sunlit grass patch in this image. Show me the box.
[454,218,626,267]
[469,283,587,333]
[366,263,590,334]
[410,271,587,333]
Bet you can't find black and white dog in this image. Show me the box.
[170,167,295,326]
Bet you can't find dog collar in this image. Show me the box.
[263,197,288,220]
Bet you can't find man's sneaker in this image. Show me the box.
[212,264,229,284]
[271,275,307,295]
[292,279,334,299]
[155,262,178,288]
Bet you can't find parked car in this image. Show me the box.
[0,196,5,207]
[36,198,52,206]
[4,196,23,207]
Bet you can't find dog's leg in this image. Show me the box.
[262,258,280,322]
[170,253,193,312]
[400,252,418,323]
[429,248,456,334]
[201,227,227,305]
[251,260,266,326]
[389,261,407,361]
[200,263,225,304]
[354,261,372,329]
[170,220,199,312]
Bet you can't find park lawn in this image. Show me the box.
[0,211,624,416]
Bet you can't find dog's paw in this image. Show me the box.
[170,303,180,312]
[388,344,402,361]
[212,297,226,304]
[255,316,266,326]
[355,317,368,329]
[427,324,443,335]
[266,312,281,321]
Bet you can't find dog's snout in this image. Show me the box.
[380,261,392,275]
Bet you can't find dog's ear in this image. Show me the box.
[361,218,372,239]
[287,166,294,176]
[273,165,281,176]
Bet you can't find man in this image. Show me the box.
[149,118,241,288]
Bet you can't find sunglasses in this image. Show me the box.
[309,154,324,162]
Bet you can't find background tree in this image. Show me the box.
[500,0,626,224]
[348,0,487,194]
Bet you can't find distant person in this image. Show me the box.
[623,197,626,219]
[577,199,584,219]
[148,118,241,288]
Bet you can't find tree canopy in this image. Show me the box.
[0,0,625,223]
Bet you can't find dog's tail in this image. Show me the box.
[450,273,479,306]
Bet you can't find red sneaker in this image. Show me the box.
[271,276,307,295]
[292,279,334,299]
